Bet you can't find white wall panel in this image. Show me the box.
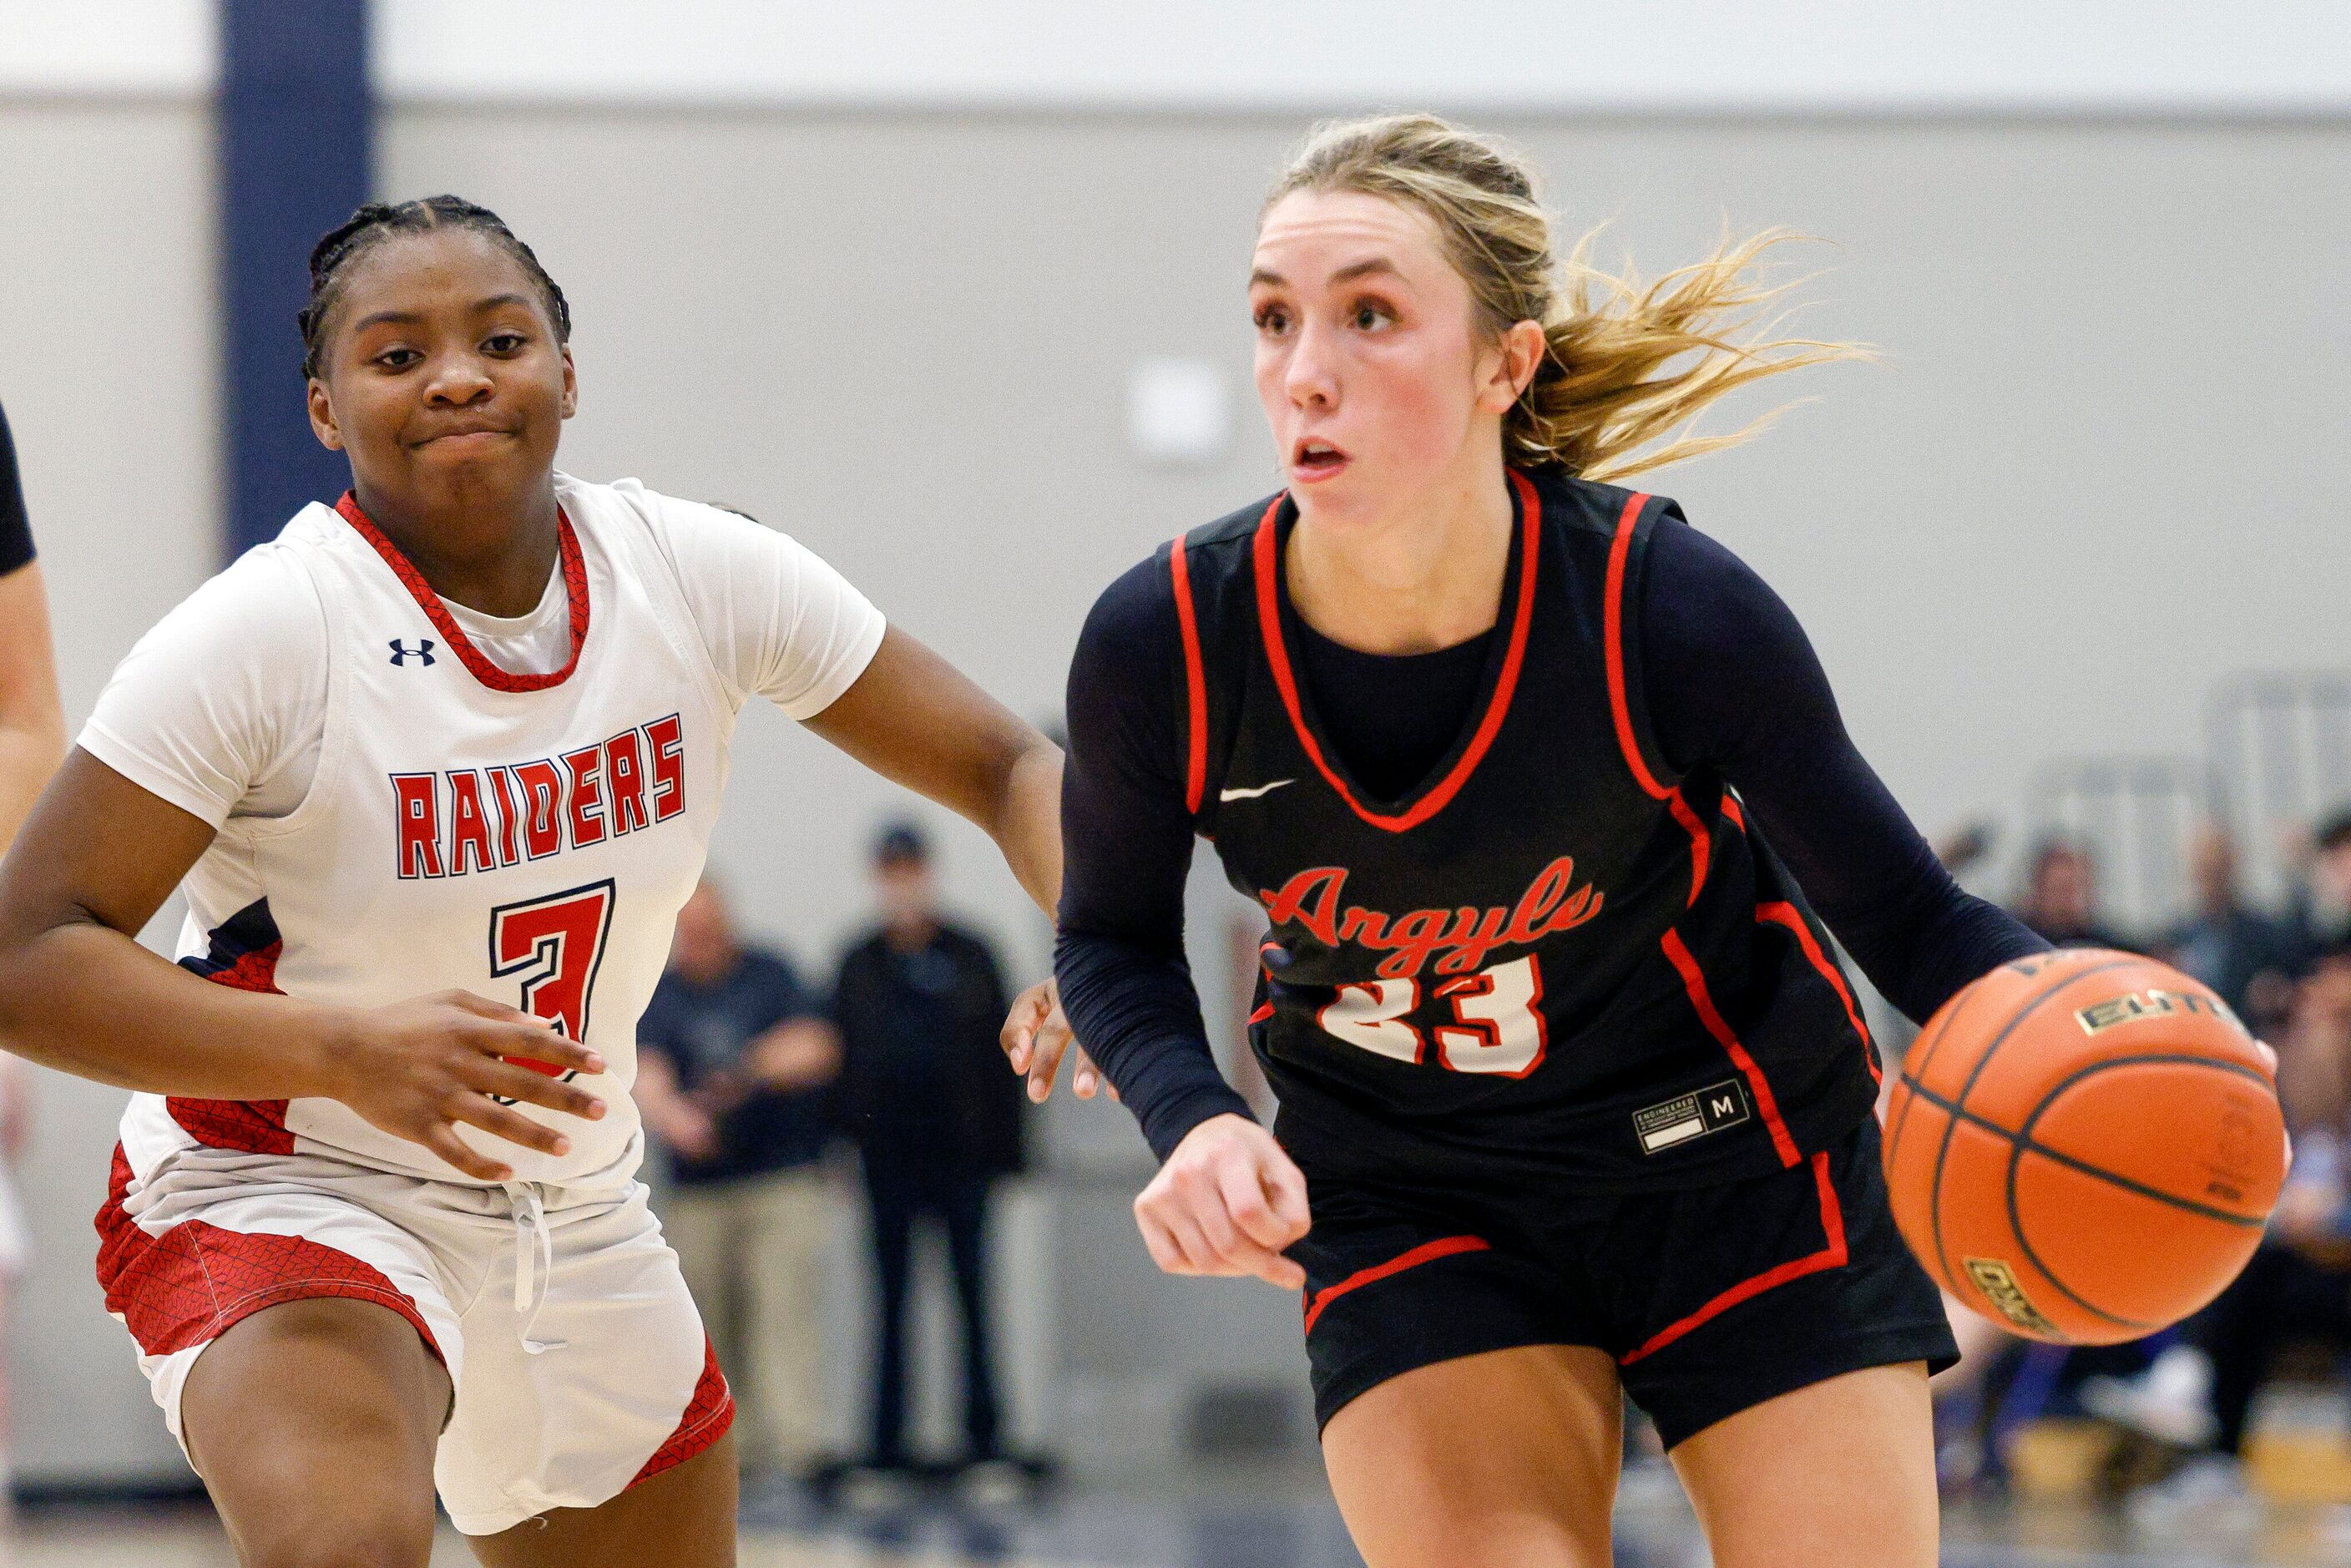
[377,0,2351,113]
[11,3,2348,113]
[0,99,220,1486]
[0,3,213,96]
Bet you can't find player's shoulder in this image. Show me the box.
[1174,493,1277,555]
[554,471,692,551]
[145,524,331,663]
[1521,465,1687,539]
[562,473,822,584]
[1087,492,1280,651]
[1079,554,1180,676]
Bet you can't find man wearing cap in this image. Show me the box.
[832,822,1026,1475]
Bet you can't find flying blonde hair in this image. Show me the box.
[1268,114,1863,483]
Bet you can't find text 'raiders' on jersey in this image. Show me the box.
[81,473,884,1191]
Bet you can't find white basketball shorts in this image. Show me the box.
[94,1137,732,1535]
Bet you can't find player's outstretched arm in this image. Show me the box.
[802,625,1110,1097]
[1636,522,2045,1022]
[0,751,606,1181]
[805,625,1063,915]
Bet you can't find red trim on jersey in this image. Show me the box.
[1167,534,1210,816]
[1603,493,1666,794]
[1722,794,1747,833]
[1246,1001,1274,1026]
[94,1146,443,1363]
[336,492,590,694]
[1302,1234,1493,1335]
[1659,928,1800,1167]
[1602,492,1711,903]
[1618,1150,1847,1365]
[1665,795,1711,904]
[169,905,293,1155]
[165,1099,295,1156]
[1253,471,1542,834]
[629,1338,735,1487]
[1757,901,1880,1085]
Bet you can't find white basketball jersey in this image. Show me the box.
[119,476,737,1189]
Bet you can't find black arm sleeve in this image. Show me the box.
[0,402,33,577]
[1054,557,1256,1161]
[1639,522,2046,1023]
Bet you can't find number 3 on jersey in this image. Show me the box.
[488,879,615,1092]
[1317,954,1547,1077]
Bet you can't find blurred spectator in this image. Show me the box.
[2013,837,2132,949]
[832,822,1024,1474]
[1933,821,1996,880]
[2286,810,2351,955]
[2161,822,2303,1033]
[2084,936,2351,1515]
[636,878,841,1476]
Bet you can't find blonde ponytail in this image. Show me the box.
[1269,114,1863,483]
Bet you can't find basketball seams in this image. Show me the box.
[2004,1048,2275,1333]
[1901,1070,2268,1229]
[1884,967,1998,1186]
[1923,957,2141,1300]
[2011,1053,2277,1243]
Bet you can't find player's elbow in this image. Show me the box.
[978,722,1061,835]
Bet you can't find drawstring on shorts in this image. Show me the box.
[503,1181,564,1354]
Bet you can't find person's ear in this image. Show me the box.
[307,378,344,452]
[1475,319,1546,416]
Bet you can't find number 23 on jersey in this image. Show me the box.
[1317,954,1547,1077]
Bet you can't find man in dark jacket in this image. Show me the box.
[833,822,1024,1473]
[2161,822,2304,1034]
[636,878,839,1476]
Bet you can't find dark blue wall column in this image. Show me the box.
[220,0,372,558]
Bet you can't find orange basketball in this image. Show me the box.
[1882,948,2286,1344]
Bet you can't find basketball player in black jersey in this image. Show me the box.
[1008,116,2052,1565]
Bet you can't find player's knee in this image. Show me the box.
[238,1508,436,1568]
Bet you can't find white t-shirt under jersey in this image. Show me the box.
[83,482,883,831]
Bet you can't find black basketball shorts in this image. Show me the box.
[1291,1115,1959,1449]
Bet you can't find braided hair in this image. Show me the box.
[297,195,572,380]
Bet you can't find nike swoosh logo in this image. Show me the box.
[1219,779,1296,802]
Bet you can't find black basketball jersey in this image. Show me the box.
[1170,467,1882,1192]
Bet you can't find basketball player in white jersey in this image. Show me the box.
[0,197,1065,1566]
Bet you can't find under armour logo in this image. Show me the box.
[388,639,437,667]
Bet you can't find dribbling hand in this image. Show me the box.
[323,989,607,1182]
[1001,978,1115,1102]
[1135,1113,1310,1291]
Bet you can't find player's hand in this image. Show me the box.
[321,989,608,1182]
[2251,1039,2293,1172]
[1002,978,1115,1102]
[1134,1113,1310,1291]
